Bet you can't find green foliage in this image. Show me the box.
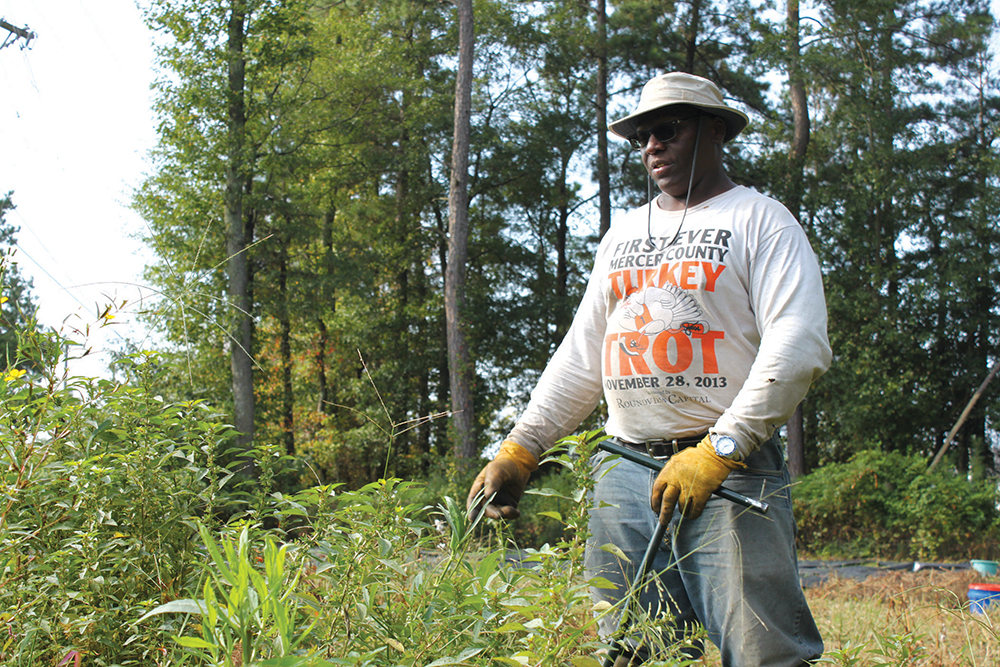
[133,0,1000,488]
[5,330,996,665]
[15,0,1000,661]
[287,435,610,665]
[139,522,321,666]
[0,192,42,373]
[134,0,613,485]
[1,342,679,667]
[793,449,1000,561]
[133,431,620,666]
[793,0,999,471]
[0,343,240,665]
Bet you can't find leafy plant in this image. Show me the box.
[139,522,325,666]
[0,340,235,665]
[793,449,1000,560]
[191,432,614,666]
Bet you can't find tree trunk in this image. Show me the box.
[446,0,477,459]
[225,0,256,476]
[683,0,702,74]
[928,359,1000,473]
[435,204,452,455]
[315,316,329,414]
[595,0,611,239]
[786,405,805,477]
[316,206,336,415]
[278,240,294,455]
[784,0,811,479]
[554,155,572,344]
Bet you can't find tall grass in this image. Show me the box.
[809,569,998,667]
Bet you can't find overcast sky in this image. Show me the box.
[2,1,999,380]
[1,0,157,378]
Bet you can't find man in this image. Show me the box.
[467,72,831,666]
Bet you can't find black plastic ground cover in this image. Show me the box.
[798,560,971,588]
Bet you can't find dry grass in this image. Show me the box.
[806,568,997,666]
[691,569,997,666]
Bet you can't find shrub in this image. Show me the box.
[0,343,236,666]
[793,449,1000,561]
[0,316,626,665]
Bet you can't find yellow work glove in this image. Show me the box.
[651,435,745,524]
[466,440,538,520]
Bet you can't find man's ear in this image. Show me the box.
[709,116,728,144]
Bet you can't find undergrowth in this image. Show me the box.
[0,318,626,665]
[793,450,1000,561]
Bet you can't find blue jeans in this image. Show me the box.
[584,436,823,666]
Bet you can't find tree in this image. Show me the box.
[136,0,322,471]
[790,0,1000,474]
[133,0,1000,491]
[594,0,611,238]
[903,1,1000,476]
[0,193,38,372]
[446,0,476,459]
[783,0,811,478]
[224,0,256,473]
[740,0,815,476]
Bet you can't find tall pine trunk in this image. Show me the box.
[278,239,294,455]
[446,0,477,459]
[316,206,336,415]
[225,0,256,476]
[595,0,611,238]
[684,0,702,73]
[784,0,810,479]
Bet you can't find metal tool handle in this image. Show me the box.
[601,518,669,667]
[597,439,769,515]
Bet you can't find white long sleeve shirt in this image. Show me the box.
[508,185,831,462]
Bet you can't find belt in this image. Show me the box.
[609,432,708,461]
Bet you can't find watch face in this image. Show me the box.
[713,435,737,457]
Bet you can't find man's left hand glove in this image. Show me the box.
[651,436,745,524]
[466,440,538,520]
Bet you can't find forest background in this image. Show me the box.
[4,0,1000,513]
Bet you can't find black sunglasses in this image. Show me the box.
[628,116,701,151]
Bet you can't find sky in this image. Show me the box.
[0,0,158,378]
[1,1,999,381]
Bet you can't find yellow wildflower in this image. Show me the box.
[4,368,26,382]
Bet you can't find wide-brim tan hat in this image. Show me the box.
[609,72,749,143]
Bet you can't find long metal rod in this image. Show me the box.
[602,519,669,667]
[597,440,769,515]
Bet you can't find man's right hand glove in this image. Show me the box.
[650,436,745,524]
[466,440,538,520]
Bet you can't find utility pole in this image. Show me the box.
[1,18,36,50]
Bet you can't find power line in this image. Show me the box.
[9,240,87,312]
[11,207,66,280]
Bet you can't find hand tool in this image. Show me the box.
[596,439,768,666]
[598,439,770,515]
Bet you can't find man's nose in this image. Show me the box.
[643,134,666,154]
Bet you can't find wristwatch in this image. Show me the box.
[710,433,743,461]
